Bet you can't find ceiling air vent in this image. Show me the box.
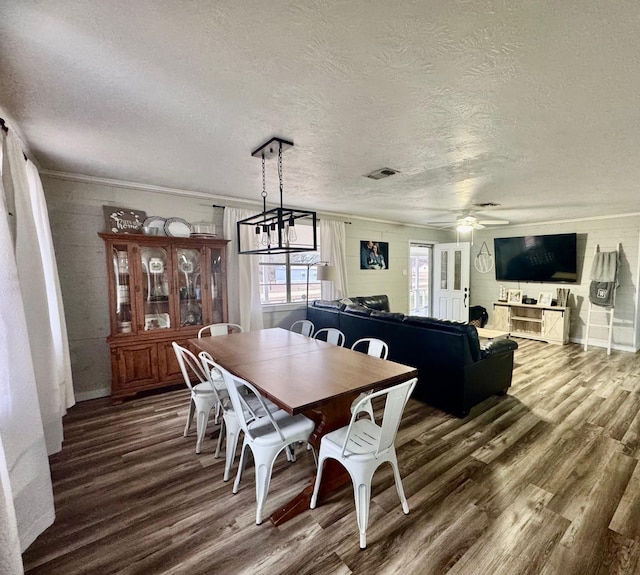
[365,167,399,180]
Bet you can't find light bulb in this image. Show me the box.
[260,225,270,246]
[287,219,297,243]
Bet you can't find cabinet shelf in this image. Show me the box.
[511,316,543,323]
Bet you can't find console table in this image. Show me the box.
[492,302,570,345]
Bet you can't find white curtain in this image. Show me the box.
[320,219,348,300]
[0,131,55,567]
[223,208,264,331]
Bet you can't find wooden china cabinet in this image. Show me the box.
[100,233,229,401]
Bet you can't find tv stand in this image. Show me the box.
[492,302,570,345]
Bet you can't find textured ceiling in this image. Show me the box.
[1,1,639,227]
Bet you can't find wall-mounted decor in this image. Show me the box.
[507,289,522,304]
[103,206,146,234]
[360,240,388,270]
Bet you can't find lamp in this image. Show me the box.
[316,262,335,281]
[305,261,335,305]
[237,137,317,255]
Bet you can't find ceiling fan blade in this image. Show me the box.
[477,219,509,225]
[473,222,486,229]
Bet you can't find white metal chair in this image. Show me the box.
[217,365,316,524]
[350,338,390,420]
[310,378,417,549]
[290,319,315,337]
[197,323,243,338]
[172,342,227,454]
[314,327,345,346]
[199,352,279,481]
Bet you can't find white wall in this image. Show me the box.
[344,219,451,313]
[43,175,224,400]
[470,216,640,352]
[43,175,451,399]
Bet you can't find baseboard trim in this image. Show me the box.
[74,388,110,402]
[570,336,637,353]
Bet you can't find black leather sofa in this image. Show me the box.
[307,295,518,417]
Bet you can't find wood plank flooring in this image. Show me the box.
[22,339,640,574]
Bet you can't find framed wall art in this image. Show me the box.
[360,240,388,270]
[103,206,146,234]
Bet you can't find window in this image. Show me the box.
[258,224,322,305]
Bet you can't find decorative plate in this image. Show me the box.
[143,216,167,235]
[164,217,192,238]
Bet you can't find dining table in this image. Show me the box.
[189,327,418,525]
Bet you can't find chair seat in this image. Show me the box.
[321,419,384,458]
[192,381,224,397]
[247,410,315,447]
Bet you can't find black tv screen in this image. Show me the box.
[494,233,578,283]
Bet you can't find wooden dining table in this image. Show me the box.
[189,327,418,525]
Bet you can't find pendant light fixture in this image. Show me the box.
[237,137,317,255]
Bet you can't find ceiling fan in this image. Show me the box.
[429,204,509,232]
[453,213,509,232]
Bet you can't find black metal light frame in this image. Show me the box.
[237,137,317,255]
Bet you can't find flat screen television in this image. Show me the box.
[494,233,578,283]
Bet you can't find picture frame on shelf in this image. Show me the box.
[537,292,553,306]
[507,289,523,304]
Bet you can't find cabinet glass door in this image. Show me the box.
[112,245,133,334]
[140,246,171,331]
[210,248,224,324]
[176,248,203,328]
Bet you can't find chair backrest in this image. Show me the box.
[345,378,417,457]
[198,323,244,338]
[216,365,285,442]
[290,319,315,337]
[314,327,345,347]
[172,342,209,392]
[351,337,389,359]
[198,352,228,405]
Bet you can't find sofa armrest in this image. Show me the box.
[480,338,519,359]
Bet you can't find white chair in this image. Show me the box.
[199,352,279,482]
[290,319,315,337]
[173,342,227,454]
[217,365,316,524]
[314,327,345,346]
[350,338,389,420]
[310,378,417,549]
[197,323,243,338]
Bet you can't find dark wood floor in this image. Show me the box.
[22,339,640,574]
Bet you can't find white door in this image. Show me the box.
[433,242,471,322]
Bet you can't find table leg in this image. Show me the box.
[270,393,357,526]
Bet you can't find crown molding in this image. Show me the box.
[39,170,640,231]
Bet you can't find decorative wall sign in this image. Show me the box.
[360,240,389,270]
[474,241,494,273]
[103,206,147,234]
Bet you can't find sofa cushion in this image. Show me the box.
[351,295,390,312]
[312,299,345,311]
[369,310,406,322]
[343,304,372,316]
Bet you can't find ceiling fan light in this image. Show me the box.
[456,223,474,233]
